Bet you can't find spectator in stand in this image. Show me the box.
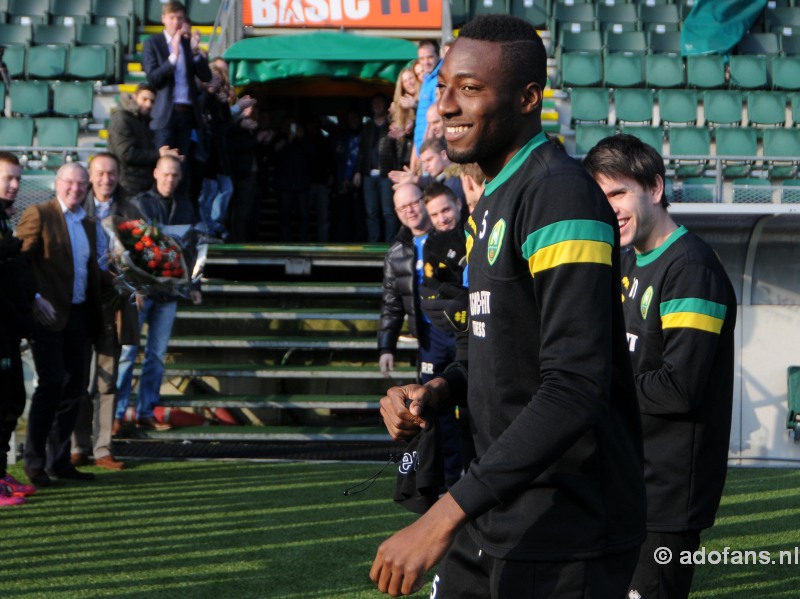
[272,116,312,242]
[107,83,183,198]
[17,163,103,487]
[0,152,37,504]
[424,103,443,141]
[388,67,419,170]
[458,162,485,214]
[332,107,364,242]
[70,153,128,471]
[355,95,398,242]
[229,101,270,243]
[390,137,466,208]
[304,116,335,242]
[413,39,442,159]
[142,1,211,200]
[114,155,201,432]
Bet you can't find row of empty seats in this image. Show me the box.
[0,116,80,166]
[576,124,800,179]
[0,0,218,26]
[1,80,94,118]
[572,88,800,128]
[557,29,800,89]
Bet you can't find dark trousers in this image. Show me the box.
[154,108,195,199]
[433,528,640,599]
[24,304,88,474]
[0,338,26,473]
[627,530,701,599]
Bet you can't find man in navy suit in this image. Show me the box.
[142,1,211,199]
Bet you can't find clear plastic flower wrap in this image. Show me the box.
[102,216,207,298]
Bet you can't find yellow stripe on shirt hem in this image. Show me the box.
[661,312,724,334]
[528,239,612,277]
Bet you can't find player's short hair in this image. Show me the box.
[459,162,484,183]
[582,133,670,209]
[422,181,458,205]
[458,14,547,92]
[419,136,446,155]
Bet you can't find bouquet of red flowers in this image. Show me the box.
[103,217,194,297]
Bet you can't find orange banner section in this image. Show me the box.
[243,0,441,29]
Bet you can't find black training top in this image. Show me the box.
[447,133,646,561]
[621,226,736,532]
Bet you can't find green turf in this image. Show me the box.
[2,464,799,598]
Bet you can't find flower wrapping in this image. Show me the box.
[102,216,196,298]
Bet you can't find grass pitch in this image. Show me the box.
[1,461,798,598]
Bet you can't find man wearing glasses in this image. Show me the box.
[16,163,103,487]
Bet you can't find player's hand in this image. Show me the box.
[379,353,394,377]
[379,384,433,440]
[189,289,202,305]
[370,493,466,596]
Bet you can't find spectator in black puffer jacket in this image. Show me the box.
[107,84,183,198]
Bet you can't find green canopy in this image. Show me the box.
[681,0,766,56]
[223,32,418,86]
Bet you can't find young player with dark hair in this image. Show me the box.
[584,133,736,599]
[370,14,646,598]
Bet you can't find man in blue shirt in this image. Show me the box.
[413,39,442,158]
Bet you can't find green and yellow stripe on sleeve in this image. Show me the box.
[521,219,614,277]
[660,298,727,334]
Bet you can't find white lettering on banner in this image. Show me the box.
[251,0,369,25]
[469,290,491,316]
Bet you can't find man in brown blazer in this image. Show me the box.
[16,162,103,487]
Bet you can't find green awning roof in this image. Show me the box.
[224,32,418,86]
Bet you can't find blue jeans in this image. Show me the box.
[115,299,177,421]
[362,175,397,242]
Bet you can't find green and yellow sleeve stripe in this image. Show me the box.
[521,219,614,277]
[660,297,727,334]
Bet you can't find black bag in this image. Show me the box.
[393,408,445,514]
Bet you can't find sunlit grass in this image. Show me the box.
[2,462,798,598]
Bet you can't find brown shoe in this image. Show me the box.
[95,455,125,470]
[137,417,172,431]
[70,453,91,467]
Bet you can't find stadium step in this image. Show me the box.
[156,393,380,409]
[161,335,417,351]
[116,424,391,442]
[135,363,416,379]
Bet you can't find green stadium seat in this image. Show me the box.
[658,89,698,125]
[575,124,616,155]
[604,31,646,87]
[450,0,469,28]
[645,54,684,88]
[778,32,800,56]
[732,178,773,204]
[35,116,78,146]
[764,6,800,34]
[703,90,744,126]
[52,80,94,117]
[678,0,698,20]
[26,44,68,79]
[675,177,717,203]
[570,87,610,124]
[738,32,781,56]
[144,0,166,25]
[686,55,726,89]
[9,80,50,116]
[780,179,800,203]
[771,53,800,91]
[0,116,34,146]
[615,88,654,124]
[0,23,33,46]
[1,45,27,79]
[77,23,121,80]
[558,30,603,87]
[667,126,711,177]
[551,3,597,44]
[620,126,664,153]
[67,43,113,81]
[91,0,133,52]
[510,0,548,29]
[648,30,682,54]
[32,24,77,45]
[8,0,50,24]
[597,4,638,36]
[790,91,800,125]
[470,0,508,19]
[729,55,769,89]
[50,0,92,26]
[747,90,787,126]
[715,127,758,178]
[639,4,680,33]
[187,0,219,25]
[763,127,800,178]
